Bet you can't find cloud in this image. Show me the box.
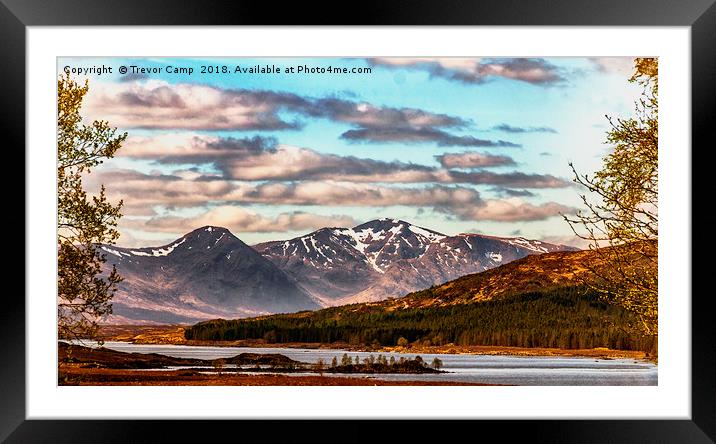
[368,57,567,86]
[493,124,557,134]
[84,169,236,209]
[368,57,479,72]
[447,170,569,188]
[540,235,591,249]
[308,98,467,129]
[85,80,306,130]
[340,127,520,147]
[451,198,574,222]
[114,229,175,248]
[122,206,358,235]
[491,187,536,197]
[117,136,565,187]
[588,57,636,76]
[87,169,480,210]
[435,152,516,168]
[85,80,517,147]
[89,169,573,224]
[120,133,278,165]
[117,72,150,83]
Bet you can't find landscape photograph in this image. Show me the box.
[57,56,658,386]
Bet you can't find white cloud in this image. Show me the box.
[122,206,358,235]
[588,57,636,76]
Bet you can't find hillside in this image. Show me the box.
[185,246,657,353]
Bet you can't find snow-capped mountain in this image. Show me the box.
[97,220,576,324]
[255,218,577,306]
[100,226,320,324]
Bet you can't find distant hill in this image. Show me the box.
[185,247,657,353]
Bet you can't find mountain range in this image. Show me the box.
[100,219,577,324]
[255,218,576,306]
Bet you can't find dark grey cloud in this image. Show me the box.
[158,136,278,165]
[341,128,520,147]
[493,124,558,134]
[491,187,537,197]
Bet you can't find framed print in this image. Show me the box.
[6,0,715,441]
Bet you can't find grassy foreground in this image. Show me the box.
[58,367,487,386]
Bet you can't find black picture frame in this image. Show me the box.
[4,0,714,442]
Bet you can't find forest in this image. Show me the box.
[185,286,657,353]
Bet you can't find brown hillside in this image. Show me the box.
[366,243,655,311]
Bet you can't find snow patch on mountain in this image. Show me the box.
[504,237,551,253]
[408,225,445,243]
[485,251,503,262]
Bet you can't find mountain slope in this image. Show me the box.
[100,226,320,324]
[185,246,657,353]
[255,218,576,305]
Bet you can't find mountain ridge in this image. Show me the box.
[254,218,577,305]
[100,219,578,324]
[100,225,320,324]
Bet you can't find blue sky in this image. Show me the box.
[60,56,642,247]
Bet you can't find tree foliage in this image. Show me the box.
[431,357,443,370]
[57,74,126,341]
[564,58,658,335]
[185,286,657,354]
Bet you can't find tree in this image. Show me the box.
[397,337,408,347]
[341,353,352,366]
[213,358,226,375]
[314,358,325,375]
[564,58,658,335]
[431,357,443,370]
[263,330,277,343]
[331,356,338,368]
[57,74,126,342]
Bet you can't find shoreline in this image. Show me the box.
[91,324,656,363]
[58,366,489,386]
[57,343,456,386]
